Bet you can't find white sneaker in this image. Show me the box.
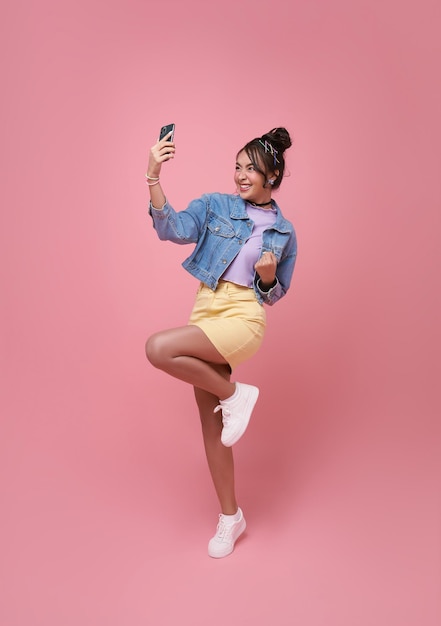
[214,382,259,447]
[208,508,247,558]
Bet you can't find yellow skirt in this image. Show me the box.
[188,281,266,370]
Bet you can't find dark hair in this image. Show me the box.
[237,127,292,190]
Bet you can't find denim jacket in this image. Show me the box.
[149,193,297,305]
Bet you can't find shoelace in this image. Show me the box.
[214,404,231,425]
[215,515,234,541]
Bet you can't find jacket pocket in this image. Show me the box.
[207,212,235,238]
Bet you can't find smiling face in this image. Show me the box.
[234,150,273,205]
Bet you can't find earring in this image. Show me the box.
[267,179,274,186]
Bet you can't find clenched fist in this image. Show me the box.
[254,251,277,288]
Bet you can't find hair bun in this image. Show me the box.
[264,127,292,152]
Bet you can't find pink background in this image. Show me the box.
[1,0,440,624]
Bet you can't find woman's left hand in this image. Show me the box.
[254,251,277,286]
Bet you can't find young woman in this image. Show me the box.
[145,127,297,558]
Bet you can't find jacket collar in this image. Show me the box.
[230,195,291,234]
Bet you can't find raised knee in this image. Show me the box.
[146,332,176,369]
[145,334,163,368]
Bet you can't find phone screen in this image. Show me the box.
[159,124,175,142]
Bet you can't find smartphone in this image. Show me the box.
[159,123,175,142]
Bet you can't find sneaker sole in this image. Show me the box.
[221,385,259,447]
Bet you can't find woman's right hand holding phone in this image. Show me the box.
[147,131,175,179]
[146,131,175,210]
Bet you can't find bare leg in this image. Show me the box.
[146,326,239,513]
[145,326,236,400]
[194,363,238,515]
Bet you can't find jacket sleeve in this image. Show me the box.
[148,196,208,245]
[254,230,297,306]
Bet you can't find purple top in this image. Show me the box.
[221,203,277,288]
